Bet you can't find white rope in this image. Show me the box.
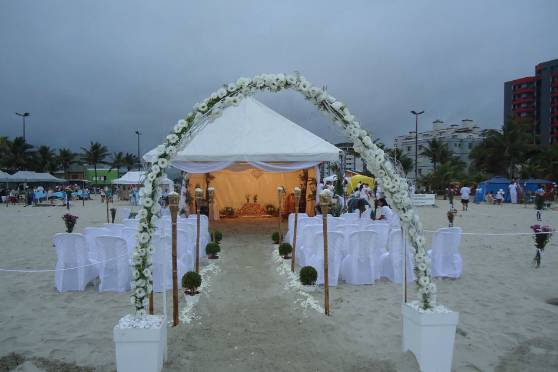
[423,229,553,236]
[0,252,129,273]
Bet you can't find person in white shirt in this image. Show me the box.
[495,189,505,205]
[508,181,518,204]
[459,184,471,211]
[376,198,400,227]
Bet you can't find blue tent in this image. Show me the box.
[519,179,553,194]
[474,176,511,203]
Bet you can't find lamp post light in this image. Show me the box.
[135,130,142,170]
[410,110,424,182]
[15,112,30,142]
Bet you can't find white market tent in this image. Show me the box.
[0,171,12,183]
[144,97,340,212]
[112,171,174,187]
[6,171,66,183]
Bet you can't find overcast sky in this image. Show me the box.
[1,0,557,156]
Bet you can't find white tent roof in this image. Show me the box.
[144,97,340,163]
[6,171,65,183]
[112,171,173,186]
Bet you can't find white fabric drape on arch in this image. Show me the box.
[171,160,320,174]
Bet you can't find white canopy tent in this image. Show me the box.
[6,171,66,183]
[112,171,174,187]
[144,97,340,214]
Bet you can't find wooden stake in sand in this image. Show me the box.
[194,188,203,273]
[169,192,179,326]
[105,188,110,223]
[320,191,332,316]
[207,187,215,226]
[291,187,301,272]
[277,186,285,243]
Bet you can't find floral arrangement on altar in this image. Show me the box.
[131,72,436,315]
[62,213,78,233]
[530,224,553,268]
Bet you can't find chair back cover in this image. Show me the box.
[53,233,98,291]
[311,231,344,286]
[122,227,138,256]
[430,227,463,278]
[102,223,126,237]
[83,227,112,262]
[95,236,130,292]
[117,207,131,221]
[340,230,379,284]
[122,218,139,228]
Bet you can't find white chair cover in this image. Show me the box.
[286,212,308,244]
[428,227,463,278]
[151,234,172,292]
[366,223,390,252]
[181,219,208,258]
[117,207,131,221]
[122,227,138,256]
[176,228,195,277]
[53,233,98,292]
[331,224,360,258]
[308,231,344,286]
[299,224,324,267]
[122,218,139,228]
[95,236,131,292]
[102,223,126,237]
[83,227,112,263]
[340,212,360,224]
[340,230,378,284]
[380,229,416,283]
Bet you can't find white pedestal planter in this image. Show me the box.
[402,303,459,372]
[113,315,167,372]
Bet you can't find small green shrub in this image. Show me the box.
[211,230,223,243]
[206,242,221,257]
[278,242,293,258]
[182,271,202,293]
[271,231,281,244]
[299,266,318,285]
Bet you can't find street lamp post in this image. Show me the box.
[135,130,142,170]
[410,110,424,182]
[15,112,30,142]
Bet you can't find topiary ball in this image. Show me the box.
[271,231,281,243]
[278,242,293,258]
[299,266,318,285]
[182,271,202,291]
[212,230,223,243]
[206,242,221,256]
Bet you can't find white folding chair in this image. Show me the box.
[428,227,463,278]
[341,212,360,224]
[176,228,195,275]
[340,230,378,284]
[83,227,112,263]
[308,231,344,286]
[366,222,390,252]
[53,233,98,292]
[331,224,359,258]
[122,218,139,229]
[95,236,131,292]
[380,229,416,283]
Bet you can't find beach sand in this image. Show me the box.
[1,197,557,371]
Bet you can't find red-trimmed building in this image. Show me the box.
[504,58,558,144]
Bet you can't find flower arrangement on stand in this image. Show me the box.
[530,224,553,268]
[62,213,78,233]
[447,210,455,227]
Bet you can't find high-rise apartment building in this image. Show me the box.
[503,58,558,144]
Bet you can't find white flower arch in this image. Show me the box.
[131,73,436,314]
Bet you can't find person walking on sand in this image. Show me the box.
[535,184,545,221]
[459,184,471,211]
[509,180,518,204]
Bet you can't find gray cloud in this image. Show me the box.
[1,0,557,155]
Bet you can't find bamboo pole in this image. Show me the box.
[320,191,331,316]
[194,188,203,273]
[169,192,179,326]
[277,186,285,243]
[291,187,301,272]
[105,187,110,223]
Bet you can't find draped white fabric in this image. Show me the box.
[171,160,320,174]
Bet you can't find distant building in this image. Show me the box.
[394,119,487,181]
[319,142,365,179]
[52,164,86,181]
[503,58,558,144]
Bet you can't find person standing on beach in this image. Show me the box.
[447,186,455,211]
[459,184,471,211]
[509,180,518,204]
[535,184,545,221]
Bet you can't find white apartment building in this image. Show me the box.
[319,142,365,178]
[394,119,487,181]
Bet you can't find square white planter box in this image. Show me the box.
[113,315,167,372]
[402,303,459,372]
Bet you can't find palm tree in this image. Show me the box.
[3,137,34,171]
[110,152,126,177]
[0,136,11,168]
[123,153,139,172]
[81,142,109,188]
[34,145,56,172]
[385,148,414,176]
[420,139,452,172]
[57,148,76,179]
